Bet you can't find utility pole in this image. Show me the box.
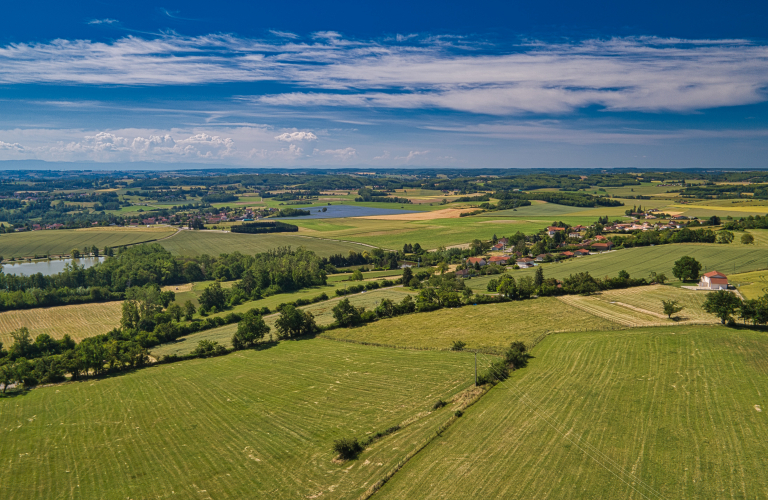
[474,351,478,386]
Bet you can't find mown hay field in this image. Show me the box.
[468,243,768,292]
[555,285,717,327]
[0,339,487,500]
[0,301,123,345]
[377,325,768,500]
[729,269,768,300]
[322,296,618,353]
[0,227,176,258]
[157,230,375,258]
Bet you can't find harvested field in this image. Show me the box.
[378,326,768,499]
[0,301,123,345]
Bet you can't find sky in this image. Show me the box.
[0,0,767,170]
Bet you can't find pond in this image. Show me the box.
[1,257,106,277]
[275,204,418,219]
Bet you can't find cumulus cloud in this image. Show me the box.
[274,131,317,142]
[51,131,235,160]
[0,140,25,151]
[373,151,391,160]
[0,34,766,115]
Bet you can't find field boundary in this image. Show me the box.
[556,295,716,328]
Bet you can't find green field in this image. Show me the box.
[468,243,768,292]
[157,230,376,257]
[377,325,768,499]
[151,287,416,357]
[0,227,177,258]
[322,296,618,352]
[0,339,487,500]
[729,270,768,300]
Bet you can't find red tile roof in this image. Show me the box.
[703,271,727,278]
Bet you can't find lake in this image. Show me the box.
[275,204,418,219]
[1,257,106,277]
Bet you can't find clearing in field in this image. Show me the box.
[322,296,618,352]
[377,325,768,499]
[0,227,177,259]
[0,301,123,345]
[0,339,485,500]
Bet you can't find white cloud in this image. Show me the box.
[0,140,25,151]
[373,151,391,160]
[395,150,429,162]
[0,34,766,115]
[87,19,118,25]
[274,131,317,142]
[313,147,357,161]
[269,30,299,39]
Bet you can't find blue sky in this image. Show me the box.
[0,0,767,169]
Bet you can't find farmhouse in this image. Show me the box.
[516,257,535,268]
[591,242,614,251]
[489,255,511,265]
[574,249,590,256]
[700,271,729,290]
[547,226,566,236]
[535,254,549,262]
[561,251,575,258]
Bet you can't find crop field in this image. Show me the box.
[322,296,618,352]
[151,287,416,357]
[157,230,374,258]
[327,269,404,283]
[0,227,177,258]
[477,201,598,218]
[377,325,768,499]
[0,301,123,345]
[0,339,488,500]
[469,243,768,291]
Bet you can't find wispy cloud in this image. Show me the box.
[0,34,765,116]
[395,150,429,162]
[87,19,118,25]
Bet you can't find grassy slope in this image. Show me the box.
[0,227,176,258]
[378,326,768,500]
[468,243,768,292]
[322,296,618,352]
[0,339,484,500]
[151,287,417,357]
[0,302,123,345]
[157,230,375,258]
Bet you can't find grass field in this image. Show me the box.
[322,296,618,352]
[377,325,768,499]
[0,339,487,500]
[151,287,416,357]
[0,227,177,258]
[157,230,376,258]
[468,243,768,292]
[0,302,123,345]
[556,285,718,327]
[729,270,768,300]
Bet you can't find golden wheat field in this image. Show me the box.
[0,301,123,345]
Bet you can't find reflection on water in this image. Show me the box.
[1,257,106,277]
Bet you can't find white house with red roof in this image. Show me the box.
[700,271,729,290]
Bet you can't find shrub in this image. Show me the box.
[432,399,447,410]
[454,410,464,417]
[333,437,363,460]
[450,340,467,351]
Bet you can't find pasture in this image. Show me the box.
[157,230,374,258]
[322,296,618,352]
[468,243,768,292]
[0,339,485,500]
[377,325,768,499]
[0,227,176,259]
[0,301,123,345]
[729,270,768,300]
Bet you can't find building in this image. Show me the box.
[516,257,535,268]
[574,249,590,256]
[547,226,566,236]
[489,255,511,265]
[591,242,614,252]
[700,271,729,290]
[466,257,487,267]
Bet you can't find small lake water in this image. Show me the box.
[1,257,106,277]
[275,204,418,219]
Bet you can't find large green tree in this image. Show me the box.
[232,309,271,349]
[703,290,742,324]
[672,256,702,282]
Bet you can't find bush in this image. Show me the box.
[432,399,447,410]
[454,410,464,417]
[450,340,467,351]
[333,437,363,460]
